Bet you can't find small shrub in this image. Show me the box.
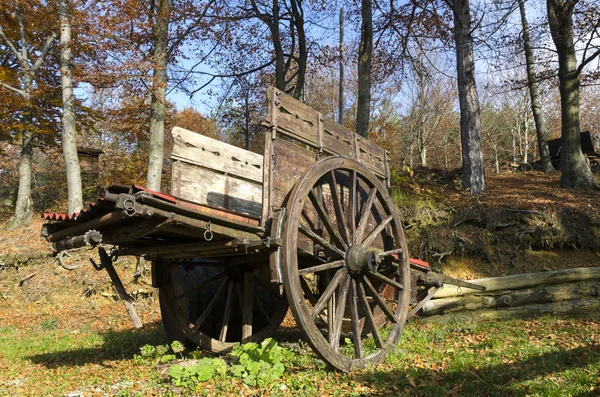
[167,358,227,388]
[230,338,292,387]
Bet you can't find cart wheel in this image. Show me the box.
[158,260,288,352]
[282,156,410,371]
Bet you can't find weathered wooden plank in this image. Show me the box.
[271,139,316,210]
[432,267,600,299]
[276,89,320,129]
[322,118,355,156]
[421,297,600,323]
[276,112,319,146]
[171,126,263,183]
[172,161,262,218]
[422,280,600,315]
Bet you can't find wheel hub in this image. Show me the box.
[345,245,376,276]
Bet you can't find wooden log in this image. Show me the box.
[433,267,600,299]
[422,280,600,315]
[420,296,600,323]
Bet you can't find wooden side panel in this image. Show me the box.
[322,118,356,159]
[358,138,386,177]
[171,126,263,183]
[270,139,316,210]
[171,161,262,218]
[265,88,387,180]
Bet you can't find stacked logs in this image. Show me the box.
[419,267,600,322]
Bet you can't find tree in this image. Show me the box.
[86,0,218,191]
[356,0,372,139]
[59,0,83,214]
[519,0,554,173]
[448,0,486,194]
[146,0,173,191]
[547,0,600,188]
[0,1,58,225]
[401,52,455,167]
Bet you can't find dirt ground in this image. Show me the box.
[395,169,600,279]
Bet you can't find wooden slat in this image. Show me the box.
[171,126,263,183]
[172,161,262,218]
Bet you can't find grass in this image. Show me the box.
[1,311,598,396]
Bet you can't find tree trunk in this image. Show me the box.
[524,121,529,163]
[269,0,285,92]
[356,0,372,139]
[13,124,34,226]
[12,72,35,226]
[244,91,250,150]
[419,146,427,166]
[452,0,485,194]
[290,0,306,99]
[493,147,499,173]
[59,0,83,214]
[547,0,597,189]
[519,0,554,173]
[338,7,344,125]
[146,0,173,192]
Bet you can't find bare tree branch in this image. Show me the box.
[32,32,58,73]
[0,25,26,65]
[0,81,25,97]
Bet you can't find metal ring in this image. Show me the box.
[204,229,213,241]
[123,198,136,213]
[57,251,82,271]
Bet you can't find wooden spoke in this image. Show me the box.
[311,269,347,319]
[360,215,393,248]
[327,171,350,244]
[357,280,384,348]
[366,270,404,290]
[355,187,377,244]
[308,190,347,250]
[299,260,345,275]
[300,275,319,306]
[299,223,346,258]
[301,209,317,232]
[349,279,363,359]
[194,278,229,329]
[219,282,235,342]
[253,294,271,323]
[330,275,350,351]
[175,270,226,300]
[362,277,398,324]
[350,170,357,243]
[327,287,335,347]
[376,248,404,260]
[241,272,254,340]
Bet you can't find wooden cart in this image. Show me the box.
[43,87,483,372]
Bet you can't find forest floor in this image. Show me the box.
[0,170,599,396]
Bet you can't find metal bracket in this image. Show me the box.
[268,208,287,284]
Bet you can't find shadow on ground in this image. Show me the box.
[353,345,600,397]
[27,321,167,368]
